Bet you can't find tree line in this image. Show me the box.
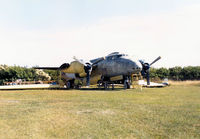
[0,65,58,85]
[150,66,200,81]
[0,65,199,85]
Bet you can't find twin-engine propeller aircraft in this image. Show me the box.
[34,52,161,89]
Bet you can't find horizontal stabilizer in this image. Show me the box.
[33,67,59,70]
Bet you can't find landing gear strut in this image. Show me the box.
[103,82,108,90]
[124,76,131,89]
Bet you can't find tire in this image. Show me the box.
[66,82,71,89]
[127,82,130,89]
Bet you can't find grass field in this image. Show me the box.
[0,82,200,139]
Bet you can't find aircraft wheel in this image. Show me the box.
[66,81,75,89]
[97,81,102,89]
[66,82,71,89]
[127,82,131,89]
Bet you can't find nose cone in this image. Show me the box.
[136,60,142,71]
[122,55,142,74]
[127,60,142,74]
[132,61,142,73]
[129,57,142,73]
[127,56,142,72]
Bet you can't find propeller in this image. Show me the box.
[139,56,161,85]
[73,56,105,87]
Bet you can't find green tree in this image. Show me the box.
[169,66,183,80]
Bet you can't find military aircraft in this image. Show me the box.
[35,52,161,89]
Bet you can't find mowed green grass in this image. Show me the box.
[0,84,200,139]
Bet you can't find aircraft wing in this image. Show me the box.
[34,67,60,70]
[34,63,70,70]
[34,61,87,77]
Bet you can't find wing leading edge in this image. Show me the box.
[34,67,60,70]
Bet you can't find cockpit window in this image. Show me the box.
[122,54,128,56]
[121,54,129,58]
[106,52,129,60]
[106,54,122,60]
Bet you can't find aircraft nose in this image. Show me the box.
[137,63,142,70]
[133,66,141,71]
[133,62,142,72]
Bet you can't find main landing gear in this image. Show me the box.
[97,81,115,90]
[97,75,132,90]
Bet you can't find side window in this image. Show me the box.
[106,55,122,60]
[106,56,112,60]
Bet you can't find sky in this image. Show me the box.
[0,0,200,68]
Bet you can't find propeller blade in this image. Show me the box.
[146,70,150,85]
[83,63,92,87]
[86,70,90,86]
[139,60,145,65]
[85,64,92,87]
[73,56,88,66]
[150,56,161,66]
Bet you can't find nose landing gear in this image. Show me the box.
[123,76,131,89]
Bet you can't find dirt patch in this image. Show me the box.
[100,109,115,115]
[0,100,19,104]
[76,110,94,114]
[76,109,115,116]
[76,109,115,115]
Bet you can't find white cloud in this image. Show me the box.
[0,4,200,67]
